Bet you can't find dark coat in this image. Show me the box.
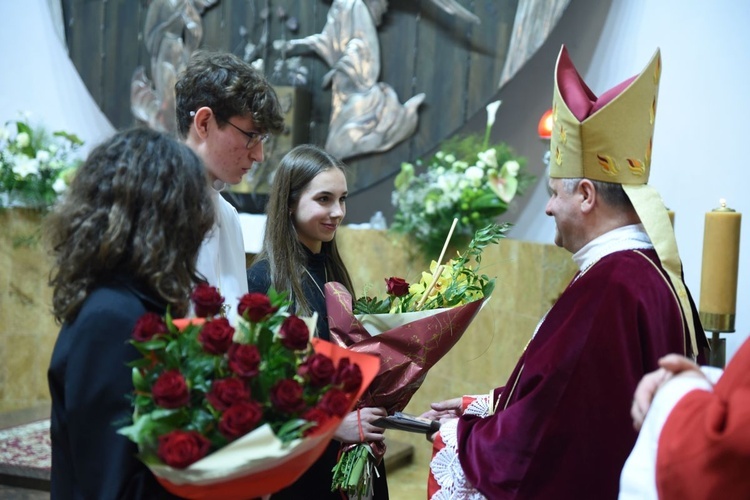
[246,255,389,499]
[48,276,181,499]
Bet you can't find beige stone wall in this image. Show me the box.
[0,217,578,445]
[0,210,59,412]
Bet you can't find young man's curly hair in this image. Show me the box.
[174,50,285,138]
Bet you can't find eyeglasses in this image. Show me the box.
[225,120,270,149]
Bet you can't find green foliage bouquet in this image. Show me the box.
[354,223,508,316]
[0,116,83,209]
[391,101,534,256]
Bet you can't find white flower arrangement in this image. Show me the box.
[391,101,534,256]
[0,116,83,209]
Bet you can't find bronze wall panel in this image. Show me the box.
[60,1,520,216]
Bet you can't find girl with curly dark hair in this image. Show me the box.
[46,127,215,499]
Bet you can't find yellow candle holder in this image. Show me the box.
[699,312,735,333]
[698,199,742,368]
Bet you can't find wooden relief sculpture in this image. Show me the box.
[130,0,219,134]
[274,0,425,160]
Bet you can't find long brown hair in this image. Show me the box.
[255,144,355,315]
[46,127,215,323]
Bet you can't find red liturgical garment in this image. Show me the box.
[455,249,698,499]
[656,336,750,499]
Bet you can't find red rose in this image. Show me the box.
[157,430,211,469]
[237,293,277,322]
[318,388,351,417]
[207,377,251,411]
[132,312,167,342]
[219,401,263,440]
[302,408,330,436]
[152,370,190,408]
[228,343,261,378]
[334,357,363,393]
[191,283,225,317]
[270,379,306,414]
[279,315,310,351]
[385,277,410,297]
[198,318,235,355]
[298,353,335,387]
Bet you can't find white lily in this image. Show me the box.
[483,100,502,149]
[486,100,502,128]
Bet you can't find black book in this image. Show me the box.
[372,412,441,434]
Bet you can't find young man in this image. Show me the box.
[423,45,706,499]
[175,51,284,320]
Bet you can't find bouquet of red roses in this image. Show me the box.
[329,223,507,497]
[118,285,379,499]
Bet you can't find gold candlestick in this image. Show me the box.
[699,198,742,367]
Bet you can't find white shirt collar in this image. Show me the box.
[572,224,653,273]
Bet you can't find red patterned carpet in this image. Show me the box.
[0,419,51,481]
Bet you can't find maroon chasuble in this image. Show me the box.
[456,249,700,499]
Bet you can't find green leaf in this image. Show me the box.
[352,295,392,314]
[134,394,152,408]
[469,192,505,211]
[275,418,309,442]
[134,338,169,351]
[131,367,149,392]
[394,162,414,191]
[53,130,84,146]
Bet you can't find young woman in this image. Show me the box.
[247,144,389,499]
[47,128,215,499]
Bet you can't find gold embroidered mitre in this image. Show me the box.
[549,45,660,184]
[548,45,701,358]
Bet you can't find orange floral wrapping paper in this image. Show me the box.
[148,327,380,500]
[325,281,485,415]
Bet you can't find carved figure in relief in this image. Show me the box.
[275,0,425,160]
[131,0,219,134]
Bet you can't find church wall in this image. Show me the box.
[0,210,59,412]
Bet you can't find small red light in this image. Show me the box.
[537,109,553,140]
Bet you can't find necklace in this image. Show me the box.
[304,267,328,297]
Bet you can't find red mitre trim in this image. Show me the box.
[557,45,638,120]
